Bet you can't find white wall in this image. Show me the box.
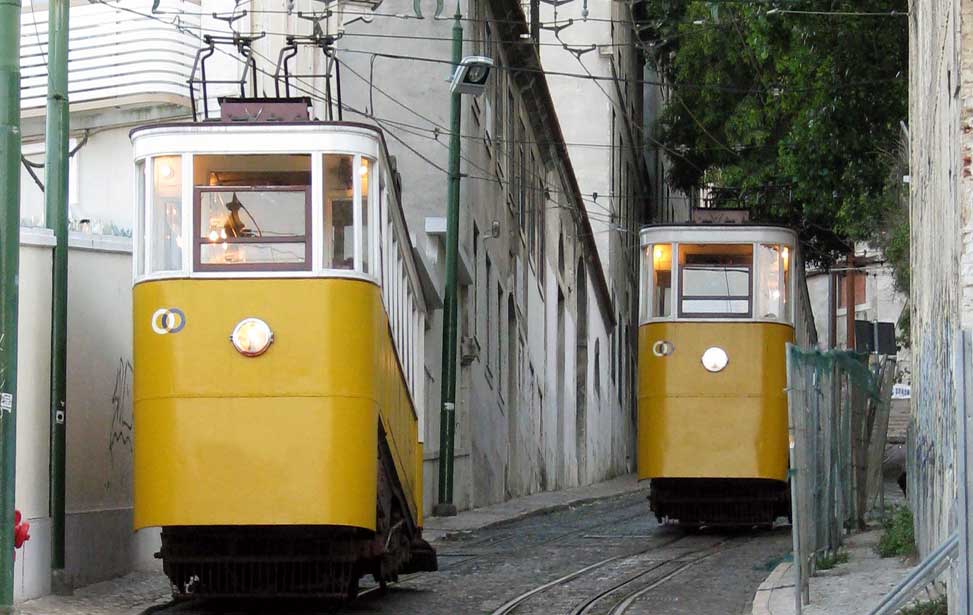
[12,235,54,602]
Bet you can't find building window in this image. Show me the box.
[838,272,867,308]
[486,254,493,376]
[497,283,503,383]
[473,223,480,336]
[594,339,601,394]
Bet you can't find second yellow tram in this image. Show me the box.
[637,224,816,526]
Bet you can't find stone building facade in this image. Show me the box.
[908,0,970,576]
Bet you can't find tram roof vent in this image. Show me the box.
[691,207,750,225]
[218,97,312,123]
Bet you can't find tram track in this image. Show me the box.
[489,534,748,615]
[142,495,657,613]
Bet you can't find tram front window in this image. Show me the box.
[193,154,311,271]
[678,244,753,318]
[197,189,309,269]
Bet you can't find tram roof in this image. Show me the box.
[130,121,393,160]
[639,223,798,246]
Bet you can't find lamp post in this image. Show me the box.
[434,4,493,517]
[0,0,22,609]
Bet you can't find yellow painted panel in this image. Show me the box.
[133,278,421,529]
[134,396,377,528]
[637,322,793,481]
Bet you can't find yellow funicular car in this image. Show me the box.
[637,222,815,526]
[130,97,436,599]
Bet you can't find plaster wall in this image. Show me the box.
[907,0,967,577]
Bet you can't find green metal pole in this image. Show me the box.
[45,0,69,584]
[0,1,22,609]
[433,6,463,518]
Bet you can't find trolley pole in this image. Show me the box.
[434,3,464,518]
[45,0,70,588]
[0,2,23,609]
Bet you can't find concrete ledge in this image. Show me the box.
[751,529,915,615]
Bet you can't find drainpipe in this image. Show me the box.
[0,1,23,609]
[44,0,70,590]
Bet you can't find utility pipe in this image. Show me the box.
[44,0,70,586]
[0,1,23,609]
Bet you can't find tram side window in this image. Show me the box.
[679,244,753,318]
[361,158,371,274]
[323,154,367,271]
[150,156,183,272]
[136,160,145,276]
[193,154,311,271]
[756,244,792,322]
[651,244,673,317]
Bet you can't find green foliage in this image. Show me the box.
[814,549,848,571]
[877,506,916,558]
[900,596,948,615]
[639,0,908,264]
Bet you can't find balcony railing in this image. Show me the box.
[19,0,201,115]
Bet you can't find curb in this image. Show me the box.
[751,559,795,615]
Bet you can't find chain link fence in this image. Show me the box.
[785,344,896,612]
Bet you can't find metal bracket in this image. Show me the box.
[188,32,266,121]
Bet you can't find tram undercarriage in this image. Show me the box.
[648,478,790,527]
[159,427,437,600]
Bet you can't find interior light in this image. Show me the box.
[654,247,663,260]
[159,163,174,179]
[782,246,790,270]
[220,228,228,240]
[230,318,274,357]
[359,160,369,177]
[701,347,729,373]
[208,230,219,242]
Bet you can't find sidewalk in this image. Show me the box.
[15,473,641,614]
[751,529,916,615]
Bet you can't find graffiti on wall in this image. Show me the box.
[105,358,134,493]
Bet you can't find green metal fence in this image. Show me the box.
[786,344,896,613]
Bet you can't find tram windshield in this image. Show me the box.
[679,244,753,317]
[193,154,312,271]
[642,238,794,323]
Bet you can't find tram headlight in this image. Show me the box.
[230,318,274,357]
[701,347,728,372]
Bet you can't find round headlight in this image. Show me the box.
[230,318,274,357]
[701,347,728,372]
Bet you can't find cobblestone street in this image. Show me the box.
[20,491,791,615]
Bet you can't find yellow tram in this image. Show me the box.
[637,224,815,526]
[130,99,436,599]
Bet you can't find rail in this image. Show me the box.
[865,531,957,615]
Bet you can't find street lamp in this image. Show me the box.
[434,18,493,517]
[450,56,493,96]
